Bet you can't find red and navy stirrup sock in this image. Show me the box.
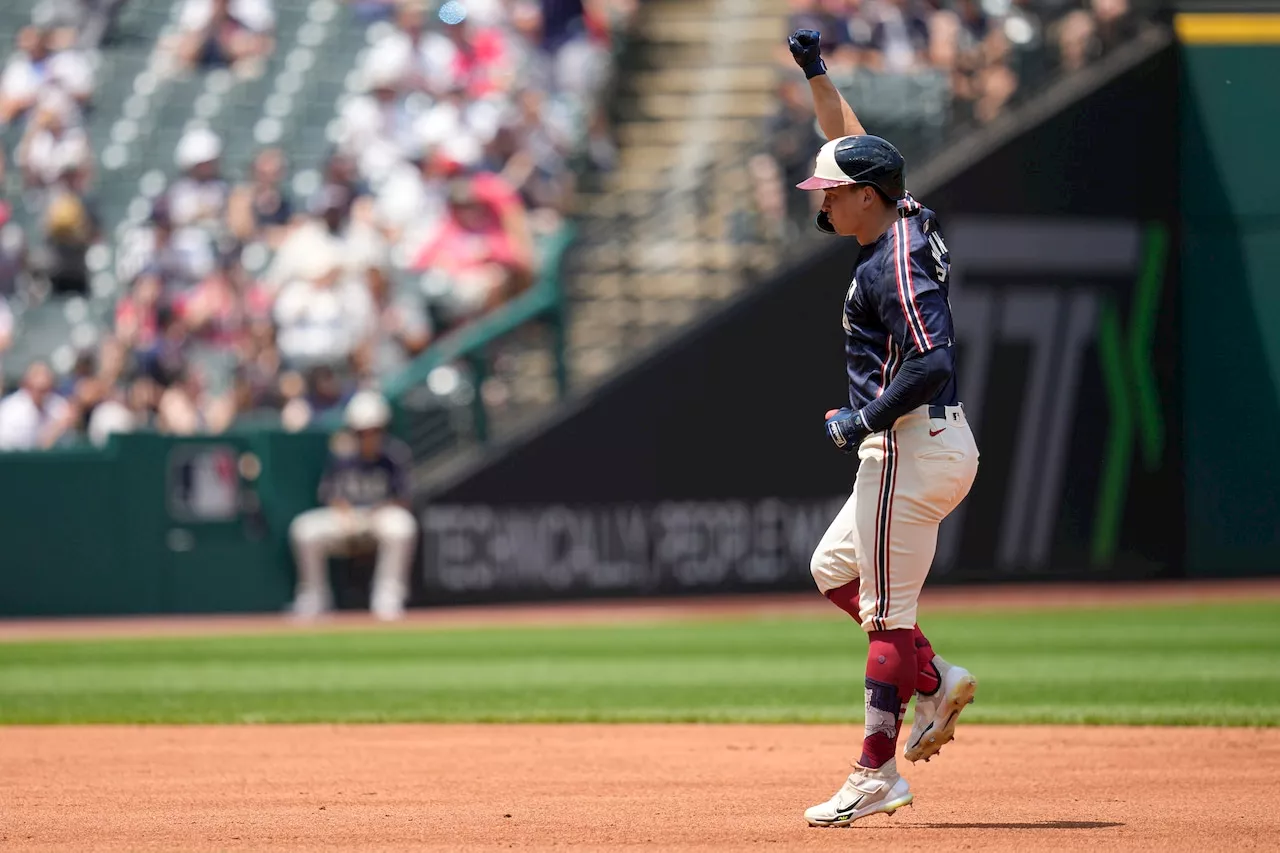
[860,629,916,768]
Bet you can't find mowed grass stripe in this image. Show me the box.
[0,601,1276,725]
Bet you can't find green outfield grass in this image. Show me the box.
[0,601,1277,725]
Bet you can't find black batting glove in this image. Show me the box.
[825,407,871,453]
[789,29,827,79]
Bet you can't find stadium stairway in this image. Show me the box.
[559,0,787,387]
[471,0,790,423]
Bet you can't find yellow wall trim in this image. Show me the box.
[1176,13,1280,44]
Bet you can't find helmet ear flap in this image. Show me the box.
[815,210,836,234]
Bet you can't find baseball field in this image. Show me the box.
[3,582,1279,851]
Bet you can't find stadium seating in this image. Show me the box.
[0,0,1160,460]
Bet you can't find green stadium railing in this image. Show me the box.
[379,224,575,453]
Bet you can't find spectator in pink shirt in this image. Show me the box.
[422,4,510,98]
[412,175,532,323]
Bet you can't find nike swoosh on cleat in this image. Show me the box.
[835,795,866,815]
[929,428,946,437]
[910,721,935,746]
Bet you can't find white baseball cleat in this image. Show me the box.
[804,759,914,827]
[904,657,977,763]
[288,590,331,621]
[370,586,406,622]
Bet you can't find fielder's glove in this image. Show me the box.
[815,210,836,234]
[825,407,871,453]
[788,29,827,79]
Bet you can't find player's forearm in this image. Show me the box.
[808,74,866,140]
[859,346,954,431]
[789,29,865,139]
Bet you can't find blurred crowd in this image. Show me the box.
[0,16,102,311]
[0,0,634,451]
[758,0,1140,233]
[782,0,1136,122]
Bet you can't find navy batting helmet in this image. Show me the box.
[796,135,906,201]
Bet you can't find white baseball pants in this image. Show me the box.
[810,404,979,631]
[289,505,418,615]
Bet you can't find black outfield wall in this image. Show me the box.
[409,43,1181,605]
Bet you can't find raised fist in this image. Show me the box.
[788,29,826,78]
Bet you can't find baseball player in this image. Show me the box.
[787,29,981,827]
[289,391,418,621]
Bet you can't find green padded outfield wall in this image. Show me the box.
[1177,14,1280,575]
[0,431,330,616]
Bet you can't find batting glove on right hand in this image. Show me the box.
[788,29,827,79]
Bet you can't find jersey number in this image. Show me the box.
[928,231,950,284]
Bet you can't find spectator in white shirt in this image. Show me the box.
[264,187,350,289]
[0,362,71,451]
[166,128,230,232]
[173,0,276,75]
[115,201,214,294]
[86,394,135,447]
[368,2,433,93]
[16,90,92,190]
[337,48,415,184]
[267,186,388,293]
[0,27,95,125]
[274,240,375,370]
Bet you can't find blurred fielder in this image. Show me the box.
[289,391,417,621]
[787,29,981,826]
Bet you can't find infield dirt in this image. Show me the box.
[4,723,1278,852]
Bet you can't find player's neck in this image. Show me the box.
[855,207,900,245]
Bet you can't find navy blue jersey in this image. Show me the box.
[842,198,959,411]
[319,437,412,508]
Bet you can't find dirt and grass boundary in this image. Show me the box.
[2,577,1278,642]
